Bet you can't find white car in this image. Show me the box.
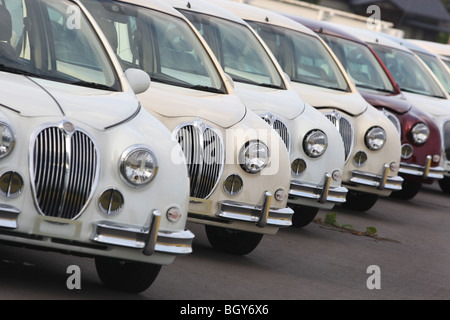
[0,0,194,293]
[168,0,348,227]
[224,2,403,211]
[356,31,450,194]
[79,0,294,255]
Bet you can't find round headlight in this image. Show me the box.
[411,123,429,145]
[0,123,15,159]
[303,130,328,158]
[120,146,158,187]
[239,140,270,174]
[365,127,386,151]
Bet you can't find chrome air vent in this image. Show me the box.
[31,123,99,220]
[382,109,401,135]
[324,110,354,161]
[175,121,224,199]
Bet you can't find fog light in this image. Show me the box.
[223,174,243,196]
[433,154,441,163]
[291,158,307,175]
[332,169,342,181]
[275,189,287,201]
[390,162,399,172]
[401,144,413,159]
[98,188,124,216]
[167,207,182,222]
[353,151,367,167]
[0,171,23,198]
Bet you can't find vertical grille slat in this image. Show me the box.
[175,123,224,199]
[261,115,291,153]
[32,125,98,220]
[325,112,354,161]
[444,121,450,161]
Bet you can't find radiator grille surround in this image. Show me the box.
[324,110,354,161]
[261,113,291,153]
[30,123,99,220]
[175,121,224,199]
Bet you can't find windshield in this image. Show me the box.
[0,0,120,91]
[247,21,349,92]
[180,10,285,89]
[414,51,450,96]
[370,44,446,99]
[320,34,396,94]
[80,0,224,94]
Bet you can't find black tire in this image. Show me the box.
[341,190,378,212]
[205,225,263,255]
[291,205,319,228]
[438,176,450,194]
[391,179,422,200]
[95,257,162,293]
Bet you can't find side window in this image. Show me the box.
[3,0,30,62]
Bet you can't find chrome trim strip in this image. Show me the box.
[218,192,293,228]
[349,166,404,191]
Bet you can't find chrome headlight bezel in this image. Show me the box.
[365,126,386,151]
[0,122,15,159]
[119,145,158,187]
[410,123,430,145]
[239,140,270,174]
[303,130,328,158]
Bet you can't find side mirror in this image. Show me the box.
[125,68,151,94]
[224,73,235,89]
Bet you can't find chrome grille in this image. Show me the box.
[31,125,98,219]
[262,115,291,153]
[383,110,401,134]
[444,120,450,160]
[325,111,354,161]
[175,122,224,199]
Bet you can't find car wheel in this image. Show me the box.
[390,179,422,200]
[341,190,378,212]
[95,257,162,293]
[291,205,319,228]
[438,176,450,194]
[205,225,263,255]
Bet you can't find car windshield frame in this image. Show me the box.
[179,10,286,90]
[80,0,226,94]
[247,21,350,92]
[370,43,447,99]
[319,34,396,94]
[0,0,121,91]
[414,50,450,96]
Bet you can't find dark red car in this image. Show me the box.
[285,15,444,199]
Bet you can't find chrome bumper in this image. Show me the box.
[399,156,445,180]
[350,164,404,191]
[289,173,348,204]
[92,210,194,256]
[217,191,293,228]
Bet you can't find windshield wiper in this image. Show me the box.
[0,64,39,77]
[70,80,116,91]
[257,83,284,89]
[357,83,395,94]
[188,85,224,94]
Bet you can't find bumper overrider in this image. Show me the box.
[399,155,445,180]
[0,207,194,256]
[289,173,348,205]
[217,191,293,228]
[349,164,404,190]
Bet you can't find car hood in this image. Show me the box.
[359,90,412,115]
[291,82,368,116]
[402,92,450,118]
[233,83,305,119]
[0,72,140,130]
[139,83,247,128]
